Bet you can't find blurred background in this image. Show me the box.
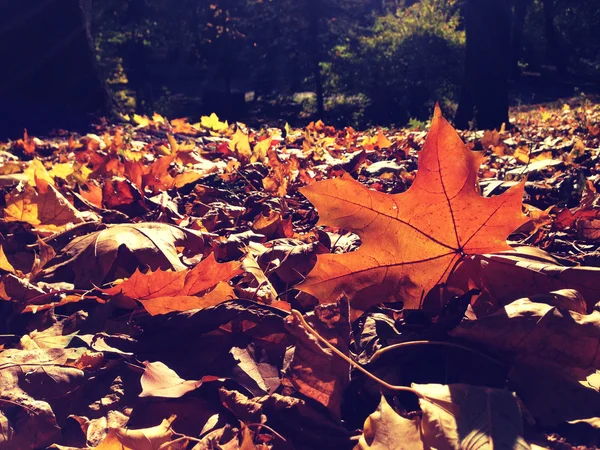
[0,0,598,138]
[91,0,600,128]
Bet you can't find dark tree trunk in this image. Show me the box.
[541,0,567,76]
[0,0,114,139]
[511,0,531,78]
[307,0,325,117]
[455,0,511,130]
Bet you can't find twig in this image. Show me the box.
[246,422,288,445]
[290,310,423,397]
[370,340,505,366]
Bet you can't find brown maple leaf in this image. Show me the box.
[298,106,527,313]
[104,253,242,315]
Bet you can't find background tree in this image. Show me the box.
[0,0,114,139]
[24,0,595,131]
[454,0,511,130]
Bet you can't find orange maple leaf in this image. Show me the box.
[104,253,242,315]
[298,106,527,313]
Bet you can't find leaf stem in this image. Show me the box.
[370,340,505,366]
[290,310,423,398]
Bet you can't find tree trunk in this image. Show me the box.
[0,0,114,139]
[307,0,325,117]
[511,0,531,78]
[455,0,511,130]
[541,0,567,76]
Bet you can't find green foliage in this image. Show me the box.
[553,0,600,76]
[328,0,465,126]
[90,0,599,124]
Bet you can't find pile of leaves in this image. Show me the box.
[1,99,600,449]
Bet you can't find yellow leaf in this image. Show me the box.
[152,112,166,124]
[376,131,392,149]
[96,415,177,450]
[4,183,85,231]
[0,245,15,273]
[167,134,179,154]
[73,163,93,183]
[48,162,74,180]
[230,128,252,160]
[251,137,272,163]
[120,148,144,162]
[133,114,151,128]
[4,185,40,225]
[23,159,54,187]
[200,113,229,132]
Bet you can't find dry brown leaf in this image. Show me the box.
[0,348,86,449]
[4,181,86,233]
[451,298,600,369]
[95,415,180,450]
[30,235,56,278]
[451,248,600,313]
[354,395,423,450]
[413,383,530,450]
[508,357,600,426]
[38,222,206,288]
[140,361,209,398]
[298,106,526,313]
[282,301,350,418]
[0,244,15,273]
[103,253,242,315]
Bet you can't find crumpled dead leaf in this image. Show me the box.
[4,180,87,234]
[38,222,206,288]
[451,247,600,313]
[95,415,180,450]
[451,297,600,370]
[140,361,216,398]
[103,253,242,315]
[354,395,423,450]
[414,383,530,450]
[282,301,350,418]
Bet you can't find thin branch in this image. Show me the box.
[290,310,423,398]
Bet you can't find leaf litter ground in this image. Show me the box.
[0,98,600,449]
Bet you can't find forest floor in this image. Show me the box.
[0,96,600,449]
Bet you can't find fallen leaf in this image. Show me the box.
[104,253,242,315]
[200,113,229,132]
[95,415,178,450]
[140,361,207,398]
[283,301,351,418]
[252,137,272,163]
[0,245,15,273]
[230,128,252,160]
[354,395,423,450]
[4,182,86,233]
[413,383,530,450]
[451,249,600,312]
[298,106,526,313]
[508,357,600,426]
[30,236,56,278]
[38,222,206,288]
[23,159,54,187]
[450,298,600,370]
